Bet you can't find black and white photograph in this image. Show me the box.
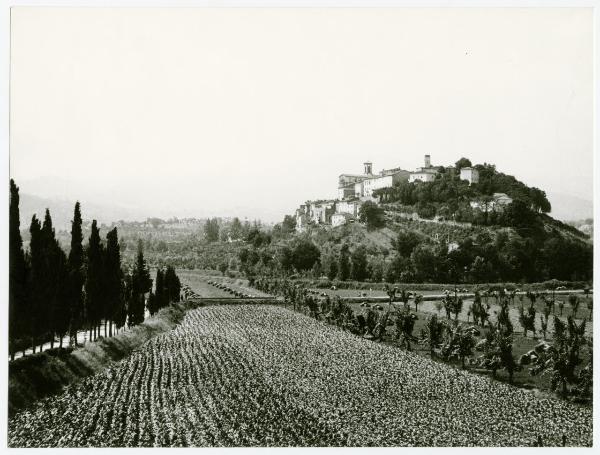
[2,1,597,449]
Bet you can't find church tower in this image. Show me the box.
[364,161,373,175]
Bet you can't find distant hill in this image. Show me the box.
[19,193,149,232]
[547,192,593,222]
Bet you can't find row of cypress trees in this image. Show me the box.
[147,266,182,316]
[8,179,182,360]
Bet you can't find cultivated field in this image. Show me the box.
[8,305,592,447]
[177,270,272,298]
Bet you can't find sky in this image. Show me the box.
[9,7,593,222]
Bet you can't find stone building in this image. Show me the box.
[339,161,409,200]
[408,155,444,183]
[460,167,479,185]
[331,212,353,227]
[335,200,361,217]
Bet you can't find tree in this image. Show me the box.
[395,309,418,350]
[291,240,321,271]
[85,220,104,341]
[518,305,536,338]
[358,201,385,230]
[337,244,351,281]
[413,294,423,312]
[423,314,445,357]
[39,209,69,350]
[441,323,476,369]
[394,231,420,257]
[129,240,152,326]
[9,180,28,359]
[164,266,181,304]
[147,291,157,316]
[104,227,123,336]
[230,217,243,240]
[321,250,338,281]
[568,294,580,318]
[478,322,518,383]
[52,246,70,348]
[411,244,437,282]
[395,288,410,310]
[155,268,165,310]
[281,215,296,234]
[67,202,85,346]
[350,246,368,281]
[28,215,48,352]
[204,218,220,243]
[455,157,472,171]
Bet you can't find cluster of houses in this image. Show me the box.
[295,155,511,231]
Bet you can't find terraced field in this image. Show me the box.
[8,305,592,447]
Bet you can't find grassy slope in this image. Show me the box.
[8,301,197,416]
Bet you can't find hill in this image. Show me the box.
[546,191,593,222]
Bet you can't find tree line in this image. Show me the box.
[9,179,182,360]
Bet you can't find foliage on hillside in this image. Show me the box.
[239,206,592,286]
[374,161,553,229]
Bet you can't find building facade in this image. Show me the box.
[339,161,410,200]
[460,167,479,185]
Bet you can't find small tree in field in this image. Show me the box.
[558,299,565,316]
[395,309,418,351]
[568,295,580,318]
[441,322,476,369]
[398,289,411,310]
[518,305,536,338]
[384,285,398,312]
[413,294,423,313]
[477,322,518,383]
[422,314,445,357]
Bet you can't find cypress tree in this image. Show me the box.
[85,220,104,341]
[41,209,62,350]
[147,291,157,316]
[338,244,351,281]
[53,246,70,348]
[68,202,84,346]
[129,240,151,326]
[104,227,123,337]
[155,268,165,311]
[27,216,43,352]
[123,272,134,330]
[164,266,182,304]
[9,179,27,360]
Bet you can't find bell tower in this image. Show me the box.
[364,161,373,175]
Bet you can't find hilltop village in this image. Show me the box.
[295,155,512,231]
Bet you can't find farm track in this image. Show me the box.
[8,305,592,447]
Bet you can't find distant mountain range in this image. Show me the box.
[19,193,149,232]
[15,188,592,233]
[547,192,593,222]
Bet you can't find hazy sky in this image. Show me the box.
[10,7,593,222]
